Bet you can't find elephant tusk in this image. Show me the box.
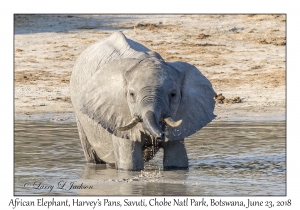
[116,117,140,131]
[164,117,182,127]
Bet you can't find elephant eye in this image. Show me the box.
[129,90,136,101]
[170,93,176,97]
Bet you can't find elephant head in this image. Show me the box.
[76,32,216,143]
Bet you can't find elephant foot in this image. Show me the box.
[162,139,188,170]
[90,149,106,164]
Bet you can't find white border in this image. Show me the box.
[3,0,298,209]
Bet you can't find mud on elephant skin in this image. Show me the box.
[70,31,216,171]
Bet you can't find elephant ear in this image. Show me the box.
[76,58,143,142]
[166,61,216,140]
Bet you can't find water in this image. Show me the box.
[14,121,286,196]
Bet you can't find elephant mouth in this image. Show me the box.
[116,113,182,141]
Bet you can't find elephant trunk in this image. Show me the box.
[142,110,165,141]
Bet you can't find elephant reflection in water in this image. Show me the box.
[77,164,190,196]
[70,32,216,171]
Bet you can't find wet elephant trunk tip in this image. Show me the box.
[143,111,165,140]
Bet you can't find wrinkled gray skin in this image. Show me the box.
[70,32,216,171]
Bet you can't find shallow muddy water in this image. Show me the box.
[14,121,286,196]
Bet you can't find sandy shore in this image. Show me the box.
[14,14,286,122]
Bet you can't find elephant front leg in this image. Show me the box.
[76,117,105,164]
[111,136,144,171]
[162,139,188,170]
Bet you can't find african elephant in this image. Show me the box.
[70,31,216,171]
